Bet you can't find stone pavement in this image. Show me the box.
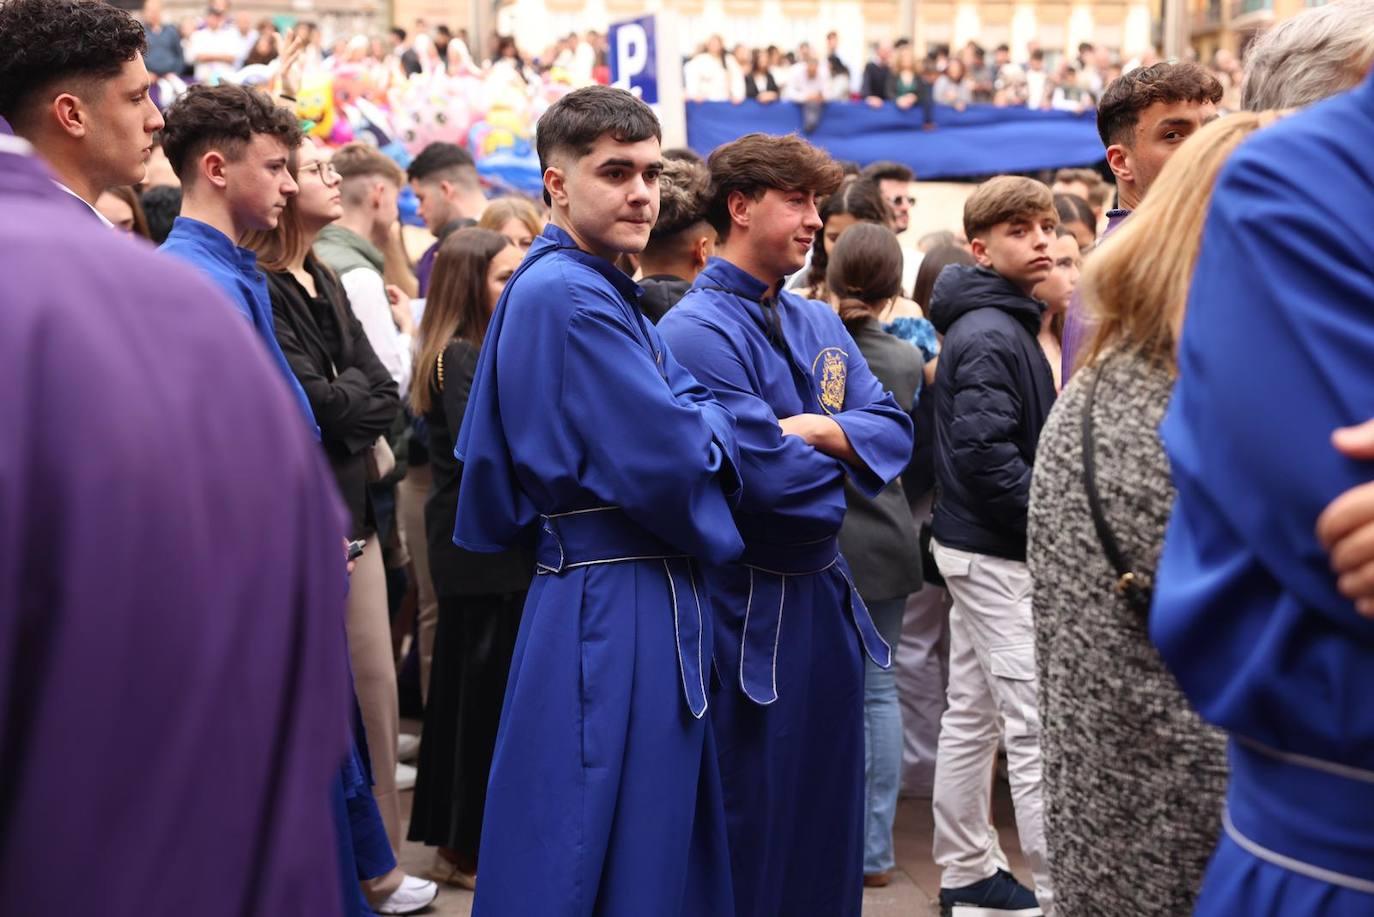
[393,733,1029,917]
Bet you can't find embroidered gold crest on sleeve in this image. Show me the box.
[813,347,848,414]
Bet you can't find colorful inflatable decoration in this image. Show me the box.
[391,72,477,155]
[296,73,337,140]
[219,51,585,201]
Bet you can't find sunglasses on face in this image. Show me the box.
[890,195,916,207]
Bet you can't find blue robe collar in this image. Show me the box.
[693,256,798,347]
[169,216,261,279]
[537,223,643,303]
[696,256,775,303]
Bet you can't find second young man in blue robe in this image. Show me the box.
[453,86,746,917]
[659,134,914,917]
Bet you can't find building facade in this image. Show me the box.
[1189,0,1324,60]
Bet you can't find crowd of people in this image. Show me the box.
[139,0,618,97]
[134,0,1249,125]
[683,31,1206,114]
[3,0,1374,916]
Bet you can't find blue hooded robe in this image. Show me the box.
[658,257,913,917]
[1153,73,1374,914]
[453,224,746,917]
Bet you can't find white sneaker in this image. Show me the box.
[373,875,439,915]
[398,733,421,762]
[396,761,417,791]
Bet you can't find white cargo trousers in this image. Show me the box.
[930,539,1053,915]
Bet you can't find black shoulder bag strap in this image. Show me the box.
[1081,363,1154,616]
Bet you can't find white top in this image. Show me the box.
[187,24,246,84]
[571,40,597,86]
[1026,69,1049,109]
[339,267,413,397]
[684,54,739,102]
[784,63,833,102]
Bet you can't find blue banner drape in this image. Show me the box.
[685,100,1104,178]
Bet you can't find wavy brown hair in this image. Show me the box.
[1078,110,1282,374]
[410,228,512,415]
[705,132,844,240]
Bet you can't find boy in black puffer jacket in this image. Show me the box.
[927,175,1058,917]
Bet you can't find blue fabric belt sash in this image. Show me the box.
[736,537,893,706]
[534,507,709,719]
[1223,736,1374,894]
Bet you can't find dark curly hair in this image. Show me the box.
[161,84,303,185]
[649,157,711,242]
[1096,62,1223,148]
[0,0,147,129]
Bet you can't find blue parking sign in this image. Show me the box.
[610,15,658,105]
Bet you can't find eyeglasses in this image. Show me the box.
[889,195,916,207]
[300,161,340,183]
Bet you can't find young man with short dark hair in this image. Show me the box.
[637,156,715,322]
[1061,61,1222,381]
[316,141,413,392]
[1096,62,1222,214]
[860,159,923,292]
[927,175,1059,917]
[0,0,164,222]
[453,85,746,916]
[861,159,916,233]
[158,83,315,428]
[406,141,487,293]
[658,132,913,917]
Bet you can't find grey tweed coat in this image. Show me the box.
[1027,350,1227,917]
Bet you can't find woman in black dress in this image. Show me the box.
[406,228,531,889]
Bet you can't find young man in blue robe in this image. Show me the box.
[452,85,746,917]
[1152,71,1374,915]
[157,83,318,432]
[657,133,914,917]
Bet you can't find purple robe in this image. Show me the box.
[0,139,352,915]
[1060,207,1130,382]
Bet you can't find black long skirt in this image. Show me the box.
[407,590,526,857]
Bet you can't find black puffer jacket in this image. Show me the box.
[638,274,692,323]
[928,265,1056,561]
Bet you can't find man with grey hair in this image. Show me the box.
[1242,0,1374,110]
